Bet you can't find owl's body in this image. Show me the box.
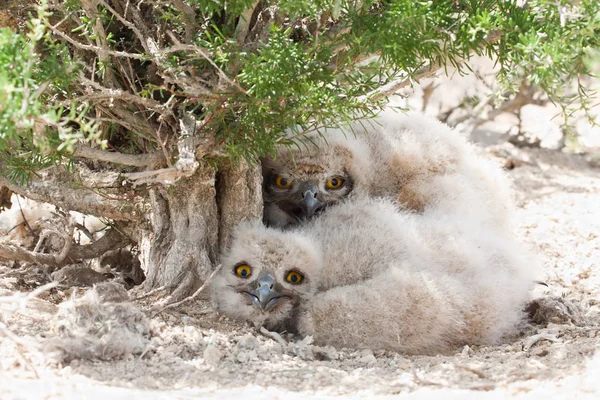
[263,110,514,230]
[213,197,536,354]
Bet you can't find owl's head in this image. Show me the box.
[262,130,373,228]
[211,222,322,331]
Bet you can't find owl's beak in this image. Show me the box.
[249,273,282,312]
[300,185,325,219]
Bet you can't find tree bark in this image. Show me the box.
[137,159,263,300]
[0,166,143,222]
[216,160,263,252]
[2,156,262,299]
[138,162,219,300]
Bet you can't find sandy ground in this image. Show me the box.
[0,146,599,400]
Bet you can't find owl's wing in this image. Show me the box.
[297,266,465,354]
[358,111,516,230]
[297,257,530,354]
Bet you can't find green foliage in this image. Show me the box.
[0,0,599,182]
[0,2,105,184]
[492,1,600,103]
[221,25,375,160]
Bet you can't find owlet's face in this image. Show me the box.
[212,224,321,331]
[262,143,356,229]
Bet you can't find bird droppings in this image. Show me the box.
[0,147,599,398]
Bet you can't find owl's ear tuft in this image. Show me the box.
[261,157,277,172]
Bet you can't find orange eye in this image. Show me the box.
[285,271,304,285]
[275,176,292,189]
[325,177,345,190]
[234,264,252,278]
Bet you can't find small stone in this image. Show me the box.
[530,347,549,357]
[236,334,259,350]
[461,345,473,356]
[290,343,314,361]
[236,351,249,363]
[359,349,376,364]
[207,333,218,346]
[549,348,569,361]
[299,335,314,346]
[203,345,222,364]
[359,349,374,357]
[313,345,338,361]
[183,325,201,342]
[270,342,283,355]
[247,350,258,361]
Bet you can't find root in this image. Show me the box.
[152,264,222,315]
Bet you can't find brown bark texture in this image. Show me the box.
[137,160,262,300]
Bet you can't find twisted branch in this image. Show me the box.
[74,144,165,168]
[0,228,131,267]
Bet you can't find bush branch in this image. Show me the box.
[365,30,504,101]
[0,168,143,222]
[74,144,165,168]
[0,228,130,267]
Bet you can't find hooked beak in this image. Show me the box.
[247,273,282,312]
[300,185,325,219]
[275,183,326,224]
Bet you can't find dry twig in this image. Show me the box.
[0,228,129,267]
[259,326,288,347]
[74,144,165,168]
[153,264,222,314]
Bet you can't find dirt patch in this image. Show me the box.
[0,147,599,399]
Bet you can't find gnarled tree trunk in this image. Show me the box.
[138,160,262,300]
[0,158,262,300]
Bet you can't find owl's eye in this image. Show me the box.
[234,263,252,278]
[275,175,292,189]
[285,270,304,284]
[325,177,345,190]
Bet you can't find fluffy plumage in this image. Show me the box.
[262,110,514,230]
[211,224,322,331]
[44,282,150,363]
[213,197,536,354]
[262,134,370,228]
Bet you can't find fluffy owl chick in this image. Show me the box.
[263,109,514,230]
[215,197,536,353]
[294,197,536,353]
[262,132,372,228]
[211,222,322,331]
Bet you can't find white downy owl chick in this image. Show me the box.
[262,109,514,231]
[210,222,322,331]
[213,197,537,354]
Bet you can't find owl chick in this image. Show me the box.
[210,222,322,331]
[213,197,536,354]
[262,132,372,228]
[262,109,514,230]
